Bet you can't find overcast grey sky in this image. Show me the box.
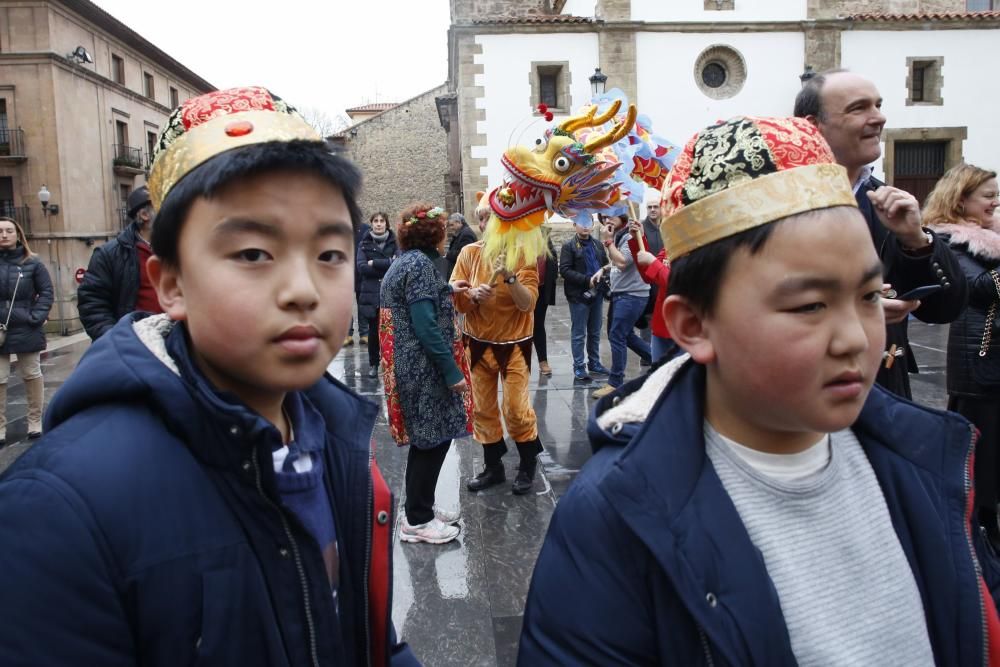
[90,0,451,122]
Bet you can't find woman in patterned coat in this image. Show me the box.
[379,203,474,545]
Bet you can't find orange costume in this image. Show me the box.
[452,241,541,494]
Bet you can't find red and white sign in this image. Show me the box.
[75,268,86,284]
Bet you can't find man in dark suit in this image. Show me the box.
[795,70,967,398]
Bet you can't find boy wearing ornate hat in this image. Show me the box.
[0,87,419,666]
[519,117,1000,665]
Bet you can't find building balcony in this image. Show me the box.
[0,128,27,163]
[0,204,32,235]
[112,144,145,175]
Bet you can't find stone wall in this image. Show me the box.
[451,0,560,24]
[807,0,963,19]
[596,0,631,21]
[342,84,450,224]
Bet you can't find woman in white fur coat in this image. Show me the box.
[925,163,1000,544]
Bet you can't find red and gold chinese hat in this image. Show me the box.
[659,116,857,260]
[147,86,322,210]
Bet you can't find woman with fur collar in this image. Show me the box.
[925,163,1000,546]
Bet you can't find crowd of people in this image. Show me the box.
[0,69,997,665]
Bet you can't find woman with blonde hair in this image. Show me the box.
[924,163,1000,544]
[0,217,54,446]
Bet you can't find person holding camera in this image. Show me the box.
[559,222,611,384]
[592,215,651,399]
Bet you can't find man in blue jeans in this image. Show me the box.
[593,215,651,399]
[559,222,612,384]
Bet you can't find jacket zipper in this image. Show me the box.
[697,626,715,667]
[362,444,375,667]
[961,425,989,667]
[251,449,320,667]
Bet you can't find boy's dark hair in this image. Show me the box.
[152,141,362,266]
[369,211,389,224]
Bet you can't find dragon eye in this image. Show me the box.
[533,136,549,153]
[552,155,572,173]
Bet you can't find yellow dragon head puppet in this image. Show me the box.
[483,99,638,273]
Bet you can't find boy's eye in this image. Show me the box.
[863,290,883,304]
[789,302,825,314]
[319,249,348,265]
[236,248,271,263]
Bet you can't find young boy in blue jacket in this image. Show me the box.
[0,87,419,666]
[519,117,1000,665]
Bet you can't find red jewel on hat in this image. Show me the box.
[224,120,254,137]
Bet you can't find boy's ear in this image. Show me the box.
[662,295,715,364]
[146,255,187,321]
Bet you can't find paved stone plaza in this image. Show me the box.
[0,306,951,666]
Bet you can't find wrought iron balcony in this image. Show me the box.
[112,144,145,174]
[0,128,27,162]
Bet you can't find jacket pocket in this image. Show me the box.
[193,569,243,666]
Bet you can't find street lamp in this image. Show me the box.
[589,67,608,97]
[38,185,59,216]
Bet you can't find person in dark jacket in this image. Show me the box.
[0,217,53,445]
[77,185,162,340]
[795,70,967,399]
[357,211,398,378]
[533,234,558,377]
[346,216,372,348]
[520,116,1000,666]
[559,223,610,383]
[925,163,1000,546]
[445,212,478,278]
[0,87,419,667]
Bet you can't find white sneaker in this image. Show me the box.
[433,506,461,525]
[400,517,460,544]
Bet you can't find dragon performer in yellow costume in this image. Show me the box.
[452,98,639,497]
[482,98,638,273]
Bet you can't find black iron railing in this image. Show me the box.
[117,206,130,229]
[112,144,143,170]
[0,128,26,158]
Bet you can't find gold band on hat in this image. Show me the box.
[147,110,322,210]
[659,163,858,260]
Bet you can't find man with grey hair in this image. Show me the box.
[445,212,478,277]
[794,69,966,400]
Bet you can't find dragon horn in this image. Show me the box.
[583,104,637,153]
[558,99,623,133]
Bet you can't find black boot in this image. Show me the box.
[512,438,543,495]
[467,440,507,492]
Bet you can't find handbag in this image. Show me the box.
[974,270,1000,390]
[0,270,24,348]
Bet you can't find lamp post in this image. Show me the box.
[37,184,68,334]
[589,67,608,98]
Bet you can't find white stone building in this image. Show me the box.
[442,0,1000,214]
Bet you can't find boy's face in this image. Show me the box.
[673,207,885,452]
[150,170,355,414]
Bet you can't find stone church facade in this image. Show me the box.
[442,0,1000,216]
